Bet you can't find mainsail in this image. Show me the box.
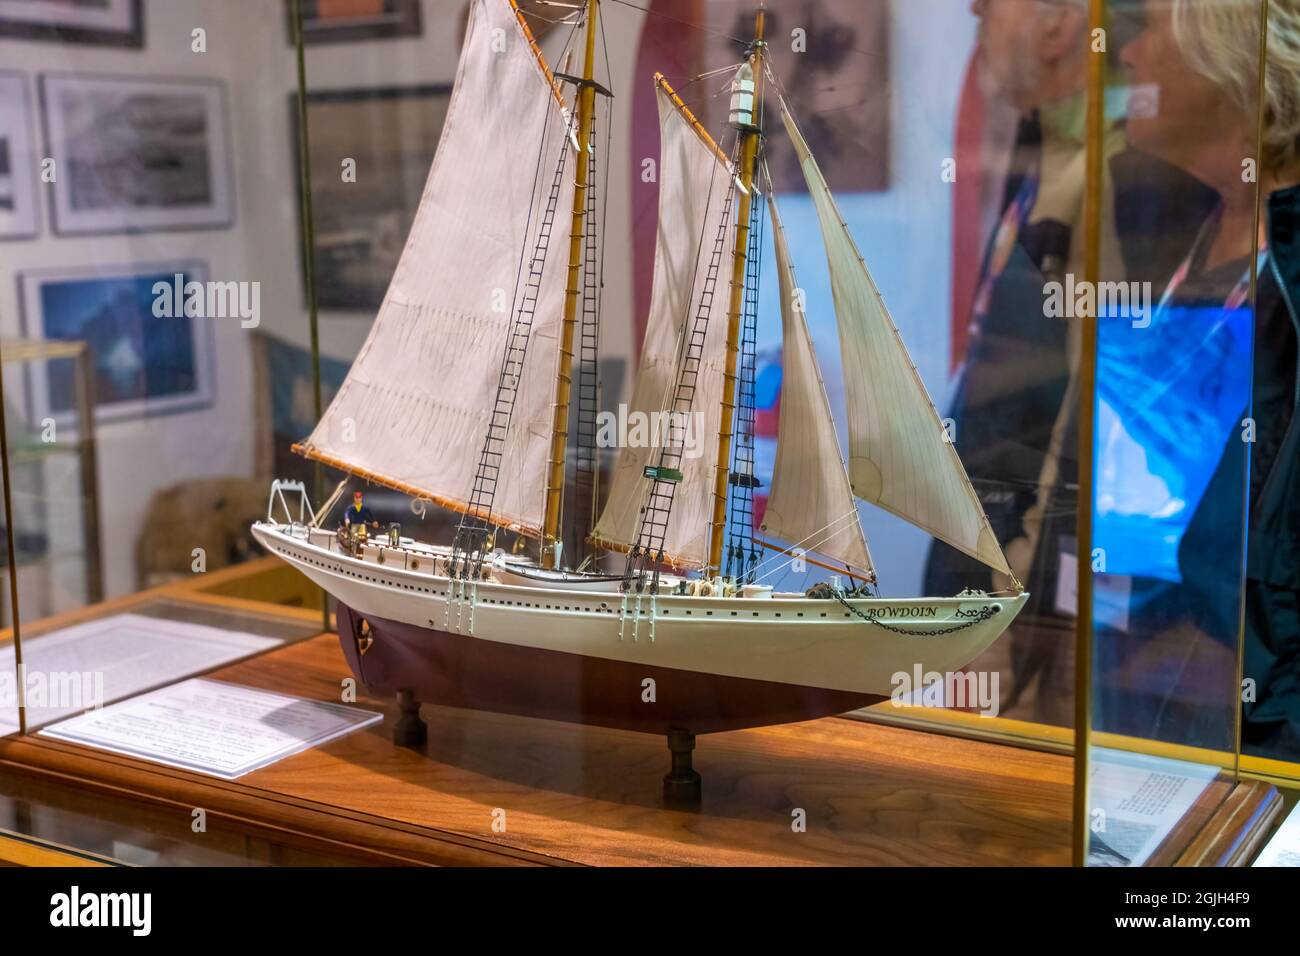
[761,182,873,575]
[589,79,736,569]
[296,0,574,535]
[779,98,1012,578]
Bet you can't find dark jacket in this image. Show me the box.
[1180,184,1300,750]
[344,503,376,526]
[924,143,1217,611]
[923,140,1218,724]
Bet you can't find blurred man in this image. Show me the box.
[928,0,1217,721]
[930,0,1125,606]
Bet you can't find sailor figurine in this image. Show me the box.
[343,490,379,533]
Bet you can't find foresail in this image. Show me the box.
[761,187,873,575]
[296,0,573,535]
[589,80,735,569]
[779,99,1012,578]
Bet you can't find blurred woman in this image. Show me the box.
[1121,0,1300,757]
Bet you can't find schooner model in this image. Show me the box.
[253,0,1027,804]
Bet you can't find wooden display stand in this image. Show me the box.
[0,559,1281,866]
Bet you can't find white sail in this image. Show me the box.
[297,0,574,536]
[780,99,1012,577]
[761,186,873,575]
[589,80,735,569]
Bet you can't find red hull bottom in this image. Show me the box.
[336,603,884,735]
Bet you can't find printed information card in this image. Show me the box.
[41,678,382,779]
[0,613,284,735]
[1254,800,1300,867]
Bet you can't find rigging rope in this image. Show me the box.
[590,5,616,548]
[750,508,864,585]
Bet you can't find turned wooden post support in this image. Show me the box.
[392,688,427,749]
[663,727,701,808]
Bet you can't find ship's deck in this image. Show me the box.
[279,523,778,598]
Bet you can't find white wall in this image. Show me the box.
[851,4,978,596]
[1,1,287,599]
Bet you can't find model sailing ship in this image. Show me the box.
[253,0,1028,801]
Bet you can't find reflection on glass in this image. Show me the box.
[0,1,313,740]
[1084,0,1300,863]
[1097,0,1300,753]
[932,0,1137,729]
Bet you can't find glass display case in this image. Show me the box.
[0,0,1295,869]
[1076,0,1298,866]
[0,339,102,627]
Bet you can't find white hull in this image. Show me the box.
[252,521,1026,698]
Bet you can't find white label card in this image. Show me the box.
[40,678,382,779]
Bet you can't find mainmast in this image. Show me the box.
[542,0,601,569]
[707,8,766,578]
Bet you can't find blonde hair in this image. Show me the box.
[1173,0,1300,171]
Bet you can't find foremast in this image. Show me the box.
[293,0,578,546]
[706,9,766,579]
[542,0,601,569]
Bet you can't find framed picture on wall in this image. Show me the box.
[0,0,144,48]
[17,261,217,430]
[40,73,234,236]
[285,0,422,45]
[290,85,450,311]
[0,71,40,240]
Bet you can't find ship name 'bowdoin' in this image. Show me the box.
[858,606,940,618]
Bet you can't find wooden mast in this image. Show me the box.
[707,8,766,578]
[542,0,600,569]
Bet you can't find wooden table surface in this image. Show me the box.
[225,634,1086,866]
